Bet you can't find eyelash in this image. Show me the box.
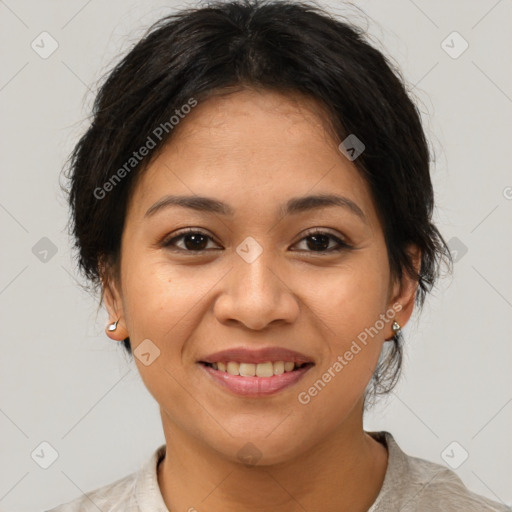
[161,227,351,254]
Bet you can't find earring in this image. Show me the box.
[384,320,401,342]
[107,319,119,332]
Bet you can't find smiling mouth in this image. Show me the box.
[199,359,314,396]
[199,361,314,377]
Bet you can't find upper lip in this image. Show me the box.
[199,347,314,365]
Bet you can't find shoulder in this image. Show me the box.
[368,431,510,512]
[45,444,167,512]
[400,453,509,511]
[45,472,137,512]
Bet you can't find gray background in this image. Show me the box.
[1,0,511,510]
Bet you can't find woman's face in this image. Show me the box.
[104,88,417,464]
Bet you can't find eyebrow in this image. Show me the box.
[144,193,367,223]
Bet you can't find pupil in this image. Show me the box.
[307,234,329,251]
[185,233,207,250]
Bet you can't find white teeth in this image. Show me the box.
[256,361,274,377]
[209,361,304,377]
[239,363,256,377]
[284,361,295,372]
[227,361,239,375]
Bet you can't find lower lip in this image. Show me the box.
[199,363,313,397]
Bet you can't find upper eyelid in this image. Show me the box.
[300,227,347,242]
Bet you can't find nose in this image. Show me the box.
[213,246,300,331]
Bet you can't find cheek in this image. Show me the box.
[305,253,390,338]
[119,257,209,410]
[120,255,203,342]
[294,273,388,427]
[296,253,390,397]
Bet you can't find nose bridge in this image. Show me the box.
[238,246,278,296]
[214,236,299,329]
[235,236,283,303]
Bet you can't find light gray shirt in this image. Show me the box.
[46,431,510,511]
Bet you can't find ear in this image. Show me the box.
[386,244,421,337]
[99,261,129,341]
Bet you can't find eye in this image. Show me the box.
[161,228,220,252]
[292,229,351,253]
[161,228,351,254]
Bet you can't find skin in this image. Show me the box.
[102,88,420,512]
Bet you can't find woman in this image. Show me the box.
[49,0,508,510]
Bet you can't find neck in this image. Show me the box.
[157,402,388,512]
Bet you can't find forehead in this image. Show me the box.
[168,88,340,160]
[126,89,380,229]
